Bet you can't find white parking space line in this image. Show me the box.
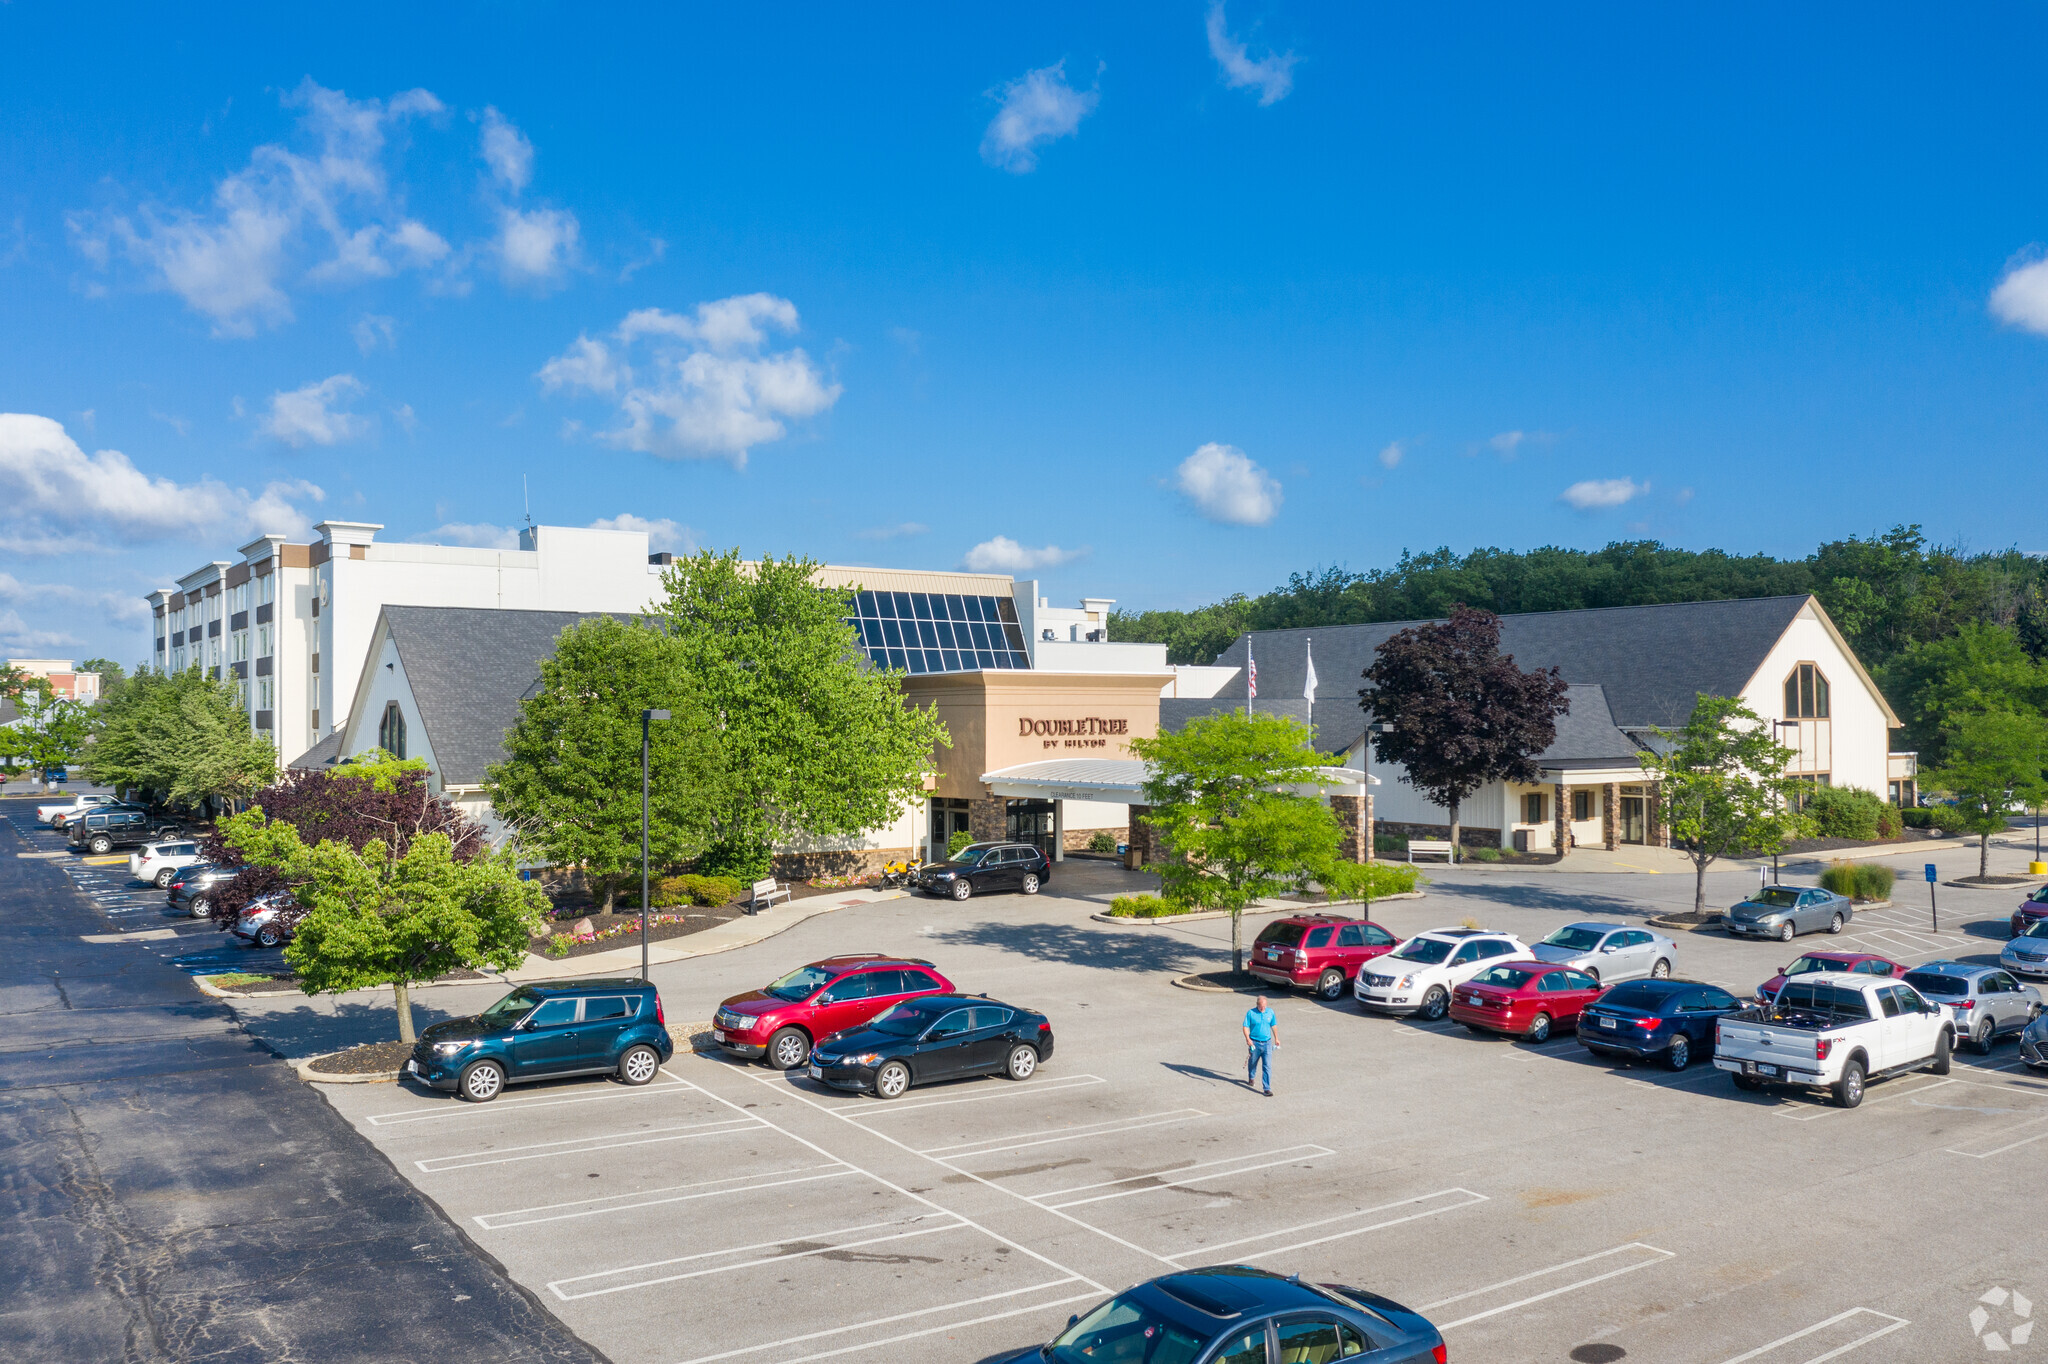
[835,1073,1106,1117]
[1716,1307,1910,1363]
[1776,1075,2048,1123]
[1772,1075,1957,1121]
[1035,1145,1336,1209]
[1159,1187,1488,1264]
[365,1083,693,1126]
[1946,1111,2048,1158]
[1423,1242,1675,1331]
[415,1115,762,1171]
[922,1109,1208,1159]
[547,1212,967,1299]
[667,1280,1100,1364]
[473,1163,859,1229]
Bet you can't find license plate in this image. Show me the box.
[405,1059,418,1075]
[1267,950,1280,960]
[1599,1017,1615,1030]
[1758,1063,1779,1077]
[712,1029,726,1042]
[807,1064,821,1079]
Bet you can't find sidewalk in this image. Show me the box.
[1425,837,1979,876]
[501,885,912,982]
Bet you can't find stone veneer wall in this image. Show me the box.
[1374,820,1503,850]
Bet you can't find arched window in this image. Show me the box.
[378,702,407,759]
[1782,662,1830,719]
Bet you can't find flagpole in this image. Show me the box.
[1246,637,1255,716]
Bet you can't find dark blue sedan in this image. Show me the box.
[1000,1264,1446,1364]
[1578,979,1746,1071]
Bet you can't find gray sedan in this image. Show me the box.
[1903,962,2042,1053]
[1723,885,1853,942]
[1529,922,1676,984]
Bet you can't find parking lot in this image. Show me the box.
[289,848,2048,1364]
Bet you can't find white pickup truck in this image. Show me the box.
[1713,972,1953,1108]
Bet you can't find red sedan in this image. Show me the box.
[712,954,955,1070]
[1755,951,1907,1003]
[1449,961,1602,1042]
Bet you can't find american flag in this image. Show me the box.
[1247,643,1257,700]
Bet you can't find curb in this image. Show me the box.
[1646,914,1723,934]
[296,1054,402,1084]
[1172,974,1258,994]
[1090,890,1426,927]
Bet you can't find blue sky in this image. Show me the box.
[6,3,2048,664]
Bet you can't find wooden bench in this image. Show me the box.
[749,877,792,914]
[1407,839,1457,863]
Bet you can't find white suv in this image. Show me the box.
[131,839,204,888]
[1355,928,1530,1020]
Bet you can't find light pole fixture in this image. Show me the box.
[640,708,671,982]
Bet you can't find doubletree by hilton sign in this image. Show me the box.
[1020,716,1132,750]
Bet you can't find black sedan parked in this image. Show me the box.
[913,842,1052,900]
[807,994,1052,1098]
[999,1264,1446,1364]
[1579,978,1747,1070]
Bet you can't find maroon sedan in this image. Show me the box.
[1449,961,1602,1042]
[1755,950,1907,1003]
[712,955,955,1070]
[2011,887,2048,938]
[1248,915,1401,999]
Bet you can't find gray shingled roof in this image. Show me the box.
[1203,595,1813,750]
[288,729,344,770]
[380,606,616,786]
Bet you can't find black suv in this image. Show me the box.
[68,808,173,854]
[914,842,1053,901]
[168,863,242,919]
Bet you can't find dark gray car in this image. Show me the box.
[1902,962,2042,1052]
[1724,885,1854,942]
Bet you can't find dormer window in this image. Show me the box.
[1783,662,1830,719]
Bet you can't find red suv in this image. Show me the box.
[712,955,955,1070]
[1248,915,1400,999]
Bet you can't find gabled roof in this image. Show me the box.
[1207,595,1822,747]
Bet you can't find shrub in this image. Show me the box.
[1875,803,1903,839]
[1901,807,1933,829]
[1374,833,1408,855]
[1087,831,1118,853]
[544,933,575,959]
[1107,893,1188,918]
[1930,804,1970,834]
[678,873,743,906]
[1819,861,1894,901]
[1468,845,1502,862]
[1805,786,1886,841]
[947,829,976,858]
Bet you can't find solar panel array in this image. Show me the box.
[846,589,1031,674]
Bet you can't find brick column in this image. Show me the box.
[1126,803,1154,868]
[1553,782,1569,857]
[1647,780,1666,847]
[1365,793,1376,863]
[969,796,1006,843]
[1330,794,1367,862]
[1603,783,1619,850]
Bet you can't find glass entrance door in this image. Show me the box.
[1005,800,1056,858]
[1619,796,1646,844]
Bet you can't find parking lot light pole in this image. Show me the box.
[641,709,670,983]
[1770,719,1802,883]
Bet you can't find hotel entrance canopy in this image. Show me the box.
[980,757,1376,804]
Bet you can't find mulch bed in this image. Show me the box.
[306,1039,414,1075]
[1176,970,1279,994]
[541,905,748,959]
[1652,910,1723,926]
[1950,875,2036,887]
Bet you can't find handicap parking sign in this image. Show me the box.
[1925,863,1938,882]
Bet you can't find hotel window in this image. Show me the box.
[843,589,1030,674]
[258,678,273,710]
[1572,790,1594,822]
[259,573,274,605]
[1522,793,1548,824]
[1783,662,1830,719]
[258,625,272,657]
[236,679,250,708]
[379,703,407,759]
[231,632,248,663]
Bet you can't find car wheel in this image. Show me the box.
[1585,968,1600,986]
[1777,921,1796,943]
[1526,1012,1553,1044]
[618,1044,661,1086]
[255,925,282,949]
[1418,987,1449,1021]
[1317,969,1346,1001]
[1732,1073,1763,1092]
[1827,912,1844,934]
[459,1060,505,1103]
[1929,1029,1952,1075]
[874,1060,911,1099]
[155,868,176,888]
[188,897,210,919]
[1666,1034,1691,1070]
[1832,1059,1865,1108]
[949,878,972,902]
[1974,1015,1995,1054]
[766,1027,810,1070]
[1004,1045,1038,1080]
[1650,958,1671,979]
[90,836,112,854]
[1019,872,1040,896]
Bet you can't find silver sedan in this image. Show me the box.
[1527,921,1676,985]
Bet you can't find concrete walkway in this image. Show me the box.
[1426,836,1981,877]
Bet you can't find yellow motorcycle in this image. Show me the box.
[879,855,924,889]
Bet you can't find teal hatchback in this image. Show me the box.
[407,979,673,1102]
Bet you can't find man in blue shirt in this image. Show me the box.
[1242,996,1278,1095]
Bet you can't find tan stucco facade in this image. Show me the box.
[901,670,1171,800]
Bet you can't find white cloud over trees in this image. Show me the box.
[1176,442,1282,525]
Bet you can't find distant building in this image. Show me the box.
[5,659,101,705]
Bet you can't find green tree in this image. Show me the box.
[0,662,33,703]
[1923,709,2048,880]
[1640,694,1809,916]
[84,666,274,809]
[1882,623,2048,767]
[486,616,725,910]
[655,549,949,878]
[0,683,92,791]
[1130,711,1346,973]
[220,806,548,1043]
[76,658,129,702]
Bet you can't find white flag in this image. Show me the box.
[1304,638,1318,706]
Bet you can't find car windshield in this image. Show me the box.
[1599,983,1669,1011]
[2024,921,2048,940]
[765,965,837,1001]
[1903,971,1968,997]
[1754,889,1801,908]
[1542,926,1606,951]
[1390,937,1454,964]
[952,844,1000,865]
[866,1002,947,1036]
[478,989,540,1028]
[1473,966,1539,990]
[1255,923,1309,948]
[1787,956,1845,975]
[1047,1293,1206,1364]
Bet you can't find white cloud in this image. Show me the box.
[961,536,1084,572]
[1560,477,1647,509]
[0,609,82,653]
[259,374,367,447]
[1206,2,1298,106]
[477,107,534,192]
[857,521,929,541]
[1176,442,1282,525]
[392,403,418,434]
[496,205,580,285]
[588,513,694,553]
[0,413,325,551]
[0,572,152,631]
[353,313,397,353]
[413,521,521,549]
[538,294,841,466]
[980,61,1099,173]
[1377,440,1404,470]
[1990,254,2048,335]
[1490,430,1526,456]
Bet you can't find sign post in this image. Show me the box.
[1925,863,1938,933]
